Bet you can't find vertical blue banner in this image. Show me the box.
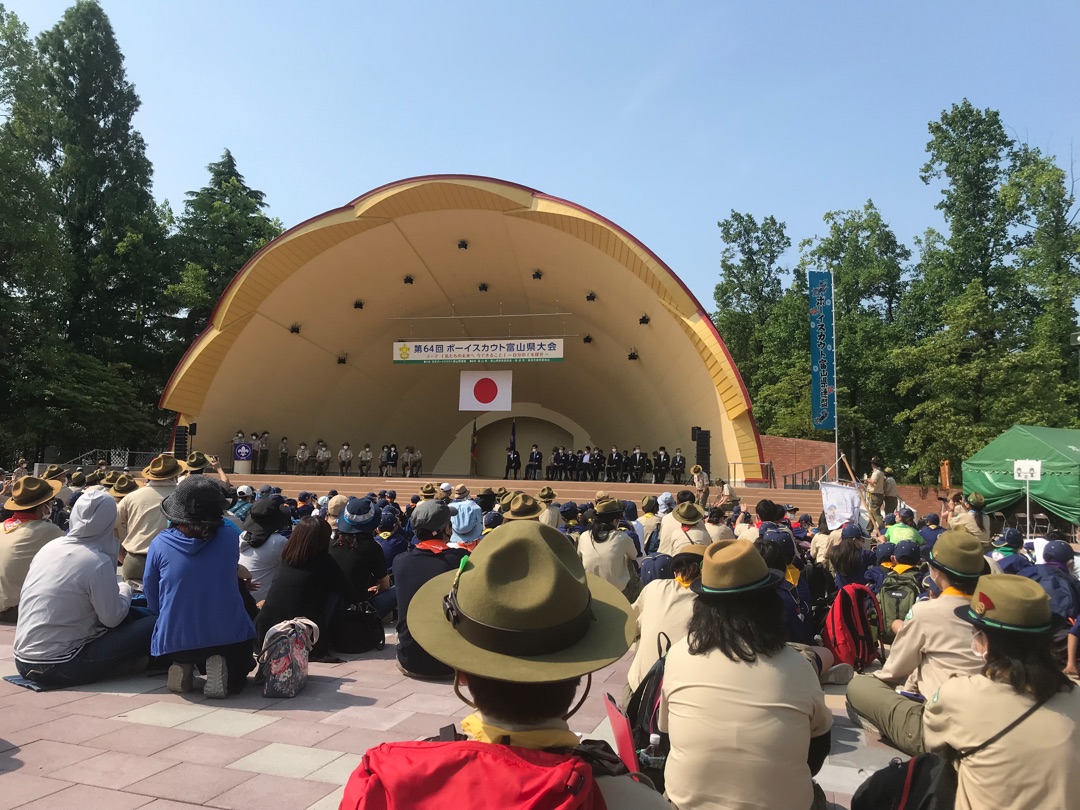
[808,270,837,431]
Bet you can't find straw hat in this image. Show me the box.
[955,574,1053,634]
[691,539,782,597]
[408,521,634,682]
[4,476,63,511]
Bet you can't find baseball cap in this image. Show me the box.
[883,514,897,526]
[873,542,896,564]
[257,484,273,497]
[412,499,457,533]
[297,490,312,502]
[899,507,915,520]
[761,528,795,563]
[236,485,254,498]
[841,523,868,540]
[483,511,504,529]
[1043,540,1075,564]
[893,540,920,563]
[924,513,940,525]
[992,528,1024,549]
[339,496,379,534]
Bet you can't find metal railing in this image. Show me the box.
[783,465,828,490]
[60,449,161,469]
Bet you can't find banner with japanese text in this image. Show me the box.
[394,339,563,364]
[808,270,837,431]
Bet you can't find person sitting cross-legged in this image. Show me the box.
[340,520,668,809]
[14,490,156,687]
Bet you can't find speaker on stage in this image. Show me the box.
[695,429,711,475]
[174,425,189,459]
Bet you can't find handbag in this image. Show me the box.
[258,617,318,698]
[851,691,1054,809]
[329,601,386,654]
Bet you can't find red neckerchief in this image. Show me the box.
[3,513,39,533]
[415,539,477,554]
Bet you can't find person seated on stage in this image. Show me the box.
[846,530,988,756]
[14,490,156,687]
[145,477,257,698]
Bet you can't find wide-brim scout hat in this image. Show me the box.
[673,502,705,526]
[966,492,986,509]
[538,486,557,503]
[955,574,1053,634]
[142,454,188,481]
[871,456,885,466]
[502,493,546,521]
[70,470,87,488]
[161,476,228,523]
[691,539,783,597]
[671,544,707,566]
[185,451,211,471]
[927,530,991,578]
[593,498,624,517]
[641,495,659,513]
[4,476,63,511]
[419,483,438,500]
[452,484,470,499]
[476,487,495,497]
[42,464,68,481]
[109,475,140,499]
[690,464,703,474]
[494,486,509,498]
[101,470,123,488]
[409,521,635,682]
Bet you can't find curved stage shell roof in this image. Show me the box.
[160,175,766,479]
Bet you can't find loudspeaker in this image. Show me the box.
[174,426,189,459]
[188,422,197,436]
[695,429,711,474]
[691,426,700,442]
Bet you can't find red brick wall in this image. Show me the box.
[760,435,836,482]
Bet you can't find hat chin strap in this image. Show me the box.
[452,671,592,721]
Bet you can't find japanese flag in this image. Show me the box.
[460,370,512,411]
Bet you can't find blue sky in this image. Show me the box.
[11,1,1080,307]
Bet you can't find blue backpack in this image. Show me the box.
[639,554,673,587]
[1025,565,1080,621]
[644,523,662,555]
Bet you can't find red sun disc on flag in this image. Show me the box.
[474,377,498,404]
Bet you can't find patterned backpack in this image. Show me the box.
[258,617,319,698]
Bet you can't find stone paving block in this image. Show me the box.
[115,701,217,728]
[68,675,164,696]
[64,692,161,718]
[0,705,69,734]
[48,749,175,789]
[154,732,268,767]
[0,689,91,710]
[244,718,345,747]
[209,772,339,810]
[127,762,255,804]
[387,711,458,736]
[304,785,345,810]
[386,692,465,715]
[0,772,73,810]
[0,739,101,775]
[11,783,154,810]
[313,727,408,754]
[174,707,280,737]
[321,705,415,731]
[8,713,129,747]
[227,742,344,779]
[305,753,357,784]
[83,724,198,756]
[137,801,208,809]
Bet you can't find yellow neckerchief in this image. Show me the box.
[675,573,695,589]
[461,713,580,750]
[880,560,896,570]
[785,564,801,588]
[941,586,967,598]
[893,562,916,575]
[642,512,655,519]
[378,531,393,540]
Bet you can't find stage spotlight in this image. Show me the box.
[639,314,650,325]
[403,275,414,285]
[583,334,593,344]
[478,283,489,292]
[289,323,301,334]
[354,300,364,309]
[586,291,596,302]
[337,354,347,365]
[532,269,543,280]
[458,239,469,250]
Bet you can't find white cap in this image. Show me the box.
[439,482,453,493]
[236,485,255,497]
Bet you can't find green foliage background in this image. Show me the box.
[714,100,1080,483]
[0,1,281,465]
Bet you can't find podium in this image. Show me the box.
[233,443,254,475]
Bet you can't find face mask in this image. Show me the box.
[970,640,988,660]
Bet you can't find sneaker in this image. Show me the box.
[821,663,855,685]
[203,655,229,699]
[167,662,194,693]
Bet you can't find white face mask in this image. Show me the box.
[970,640,988,660]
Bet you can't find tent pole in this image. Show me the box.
[1026,479,1031,541]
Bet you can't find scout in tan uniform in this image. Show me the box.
[867,456,886,520]
[0,476,64,621]
[924,575,1080,810]
[116,455,186,583]
[846,530,990,755]
[536,486,561,528]
[704,506,736,542]
[948,491,991,551]
[883,466,899,514]
[657,502,710,556]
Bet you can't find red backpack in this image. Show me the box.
[340,740,612,809]
[823,583,884,671]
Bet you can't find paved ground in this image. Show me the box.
[0,621,897,809]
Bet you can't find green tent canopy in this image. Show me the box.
[962,425,1080,526]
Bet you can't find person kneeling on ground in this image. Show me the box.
[845,530,988,755]
[145,476,257,698]
[14,490,156,687]
[340,520,668,809]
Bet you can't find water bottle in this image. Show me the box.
[638,733,665,770]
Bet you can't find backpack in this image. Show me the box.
[1025,565,1080,621]
[340,739,622,809]
[639,554,673,587]
[823,583,884,671]
[805,561,837,633]
[258,617,318,698]
[644,522,662,555]
[625,632,671,792]
[879,570,922,642]
[329,601,386,654]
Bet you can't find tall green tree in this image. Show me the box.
[170,149,282,343]
[712,211,790,404]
